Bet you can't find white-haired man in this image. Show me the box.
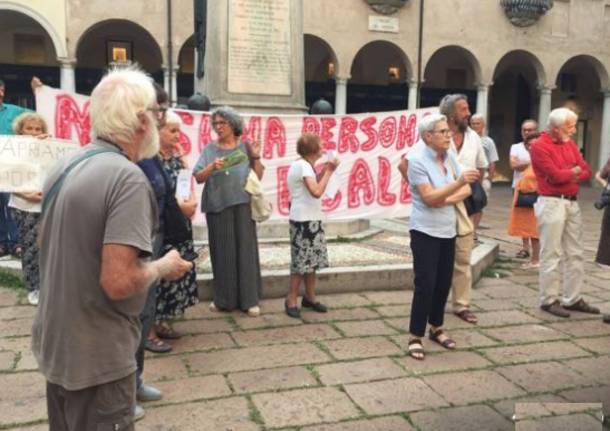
[32,68,192,430]
[439,94,488,324]
[530,108,599,318]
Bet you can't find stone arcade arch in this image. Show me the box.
[304,34,338,113]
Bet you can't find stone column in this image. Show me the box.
[538,86,553,127]
[599,90,610,170]
[408,80,418,110]
[334,75,349,115]
[170,65,179,105]
[476,84,489,121]
[58,57,76,93]
[163,65,170,98]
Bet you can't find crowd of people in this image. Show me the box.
[0,68,609,429]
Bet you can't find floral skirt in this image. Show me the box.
[289,220,329,274]
[10,209,40,293]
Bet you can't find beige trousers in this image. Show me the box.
[451,231,474,312]
[534,196,584,307]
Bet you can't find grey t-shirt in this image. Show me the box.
[193,142,251,213]
[481,136,499,164]
[32,139,157,391]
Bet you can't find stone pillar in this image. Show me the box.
[163,65,170,98]
[334,76,349,115]
[408,80,418,110]
[599,90,610,170]
[170,65,179,106]
[476,84,489,121]
[538,86,553,128]
[58,57,76,93]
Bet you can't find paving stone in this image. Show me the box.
[563,356,610,385]
[543,402,603,415]
[149,375,231,405]
[0,306,36,320]
[476,277,515,289]
[496,361,595,393]
[301,416,414,431]
[142,356,189,382]
[548,319,610,337]
[0,288,19,306]
[167,332,236,354]
[442,329,499,348]
[0,350,14,370]
[473,298,522,311]
[0,397,47,428]
[187,343,330,374]
[182,303,229,320]
[375,304,410,317]
[138,397,257,431]
[345,377,448,414]
[508,275,540,285]
[559,385,610,411]
[410,405,512,431]
[258,297,290,313]
[0,319,33,338]
[478,284,536,300]
[232,324,341,346]
[440,313,481,330]
[171,318,234,335]
[481,341,590,365]
[396,351,492,375]
[494,395,567,420]
[423,370,525,404]
[7,424,49,431]
[316,357,406,385]
[383,317,409,332]
[234,312,303,329]
[315,293,373,308]
[322,336,402,360]
[515,413,601,431]
[228,366,317,393]
[334,320,398,336]
[573,336,610,354]
[513,402,553,420]
[476,310,541,327]
[363,291,411,305]
[0,372,46,402]
[15,349,38,371]
[481,324,568,344]
[252,387,359,428]
[0,335,32,352]
[302,307,379,323]
[527,308,602,323]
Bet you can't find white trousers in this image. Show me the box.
[534,196,584,307]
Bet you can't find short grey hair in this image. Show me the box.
[212,106,243,136]
[418,113,448,135]
[470,113,485,124]
[164,110,181,126]
[547,108,578,129]
[439,94,468,117]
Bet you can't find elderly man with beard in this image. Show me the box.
[31,67,192,430]
[439,94,488,325]
[530,108,599,318]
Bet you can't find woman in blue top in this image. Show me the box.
[193,106,264,317]
[406,114,479,360]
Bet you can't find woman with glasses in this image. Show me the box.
[193,106,264,317]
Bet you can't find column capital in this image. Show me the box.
[57,57,77,67]
[475,82,493,90]
[334,75,350,85]
[537,85,555,94]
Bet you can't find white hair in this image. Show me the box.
[547,107,578,129]
[89,67,157,147]
[164,110,182,126]
[418,113,447,135]
[470,113,485,123]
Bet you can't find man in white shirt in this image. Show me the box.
[510,119,538,259]
[439,94,488,324]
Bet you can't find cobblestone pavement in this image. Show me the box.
[0,186,608,430]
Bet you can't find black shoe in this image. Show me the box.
[563,298,600,315]
[285,301,301,319]
[540,300,570,318]
[603,314,610,324]
[301,296,328,313]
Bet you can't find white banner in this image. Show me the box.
[36,86,436,223]
[0,135,79,192]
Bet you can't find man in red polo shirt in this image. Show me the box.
[530,107,599,318]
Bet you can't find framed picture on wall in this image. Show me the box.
[106,40,132,65]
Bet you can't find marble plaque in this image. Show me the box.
[228,0,292,95]
[368,15,399,33]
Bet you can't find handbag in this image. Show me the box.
[464,180,488,216]
[163,194,191,247]
[515,191,538,208]
[244,170,272,222]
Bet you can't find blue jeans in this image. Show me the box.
[0,193,19,250]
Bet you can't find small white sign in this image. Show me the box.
[175,169,192,201]
[368,16,399,33]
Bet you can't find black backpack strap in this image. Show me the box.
[41,148,121,215]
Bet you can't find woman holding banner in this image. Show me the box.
[193,106,264,317]
[406,114,479,360]
[285,133,340,318]
[8,112,49,306]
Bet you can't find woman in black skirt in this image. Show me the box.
[594,156,610,324]
[285,133,339,318]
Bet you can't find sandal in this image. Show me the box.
[145,337,172,353]
[155,322,182,340]
[516,249,530,259]
[428,328,457,350]
[454,309,478,324]
[408,339,425,360]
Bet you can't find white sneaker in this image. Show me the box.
[27,291,39,306]
[209,301,218,312]
[247,306,260,317]
[134,404,145,421]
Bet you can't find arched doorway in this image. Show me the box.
[177,35,195,104]
[304,34,337,111]
[75,19,163,95]
[0,10,60,108]
[489,50,545,179]
[421,45,481,110]
[555,55,610,169]
[348,40,411,113]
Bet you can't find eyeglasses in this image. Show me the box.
[431,129,452,137]
[146,106,167,127]
[212,120,228,127]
